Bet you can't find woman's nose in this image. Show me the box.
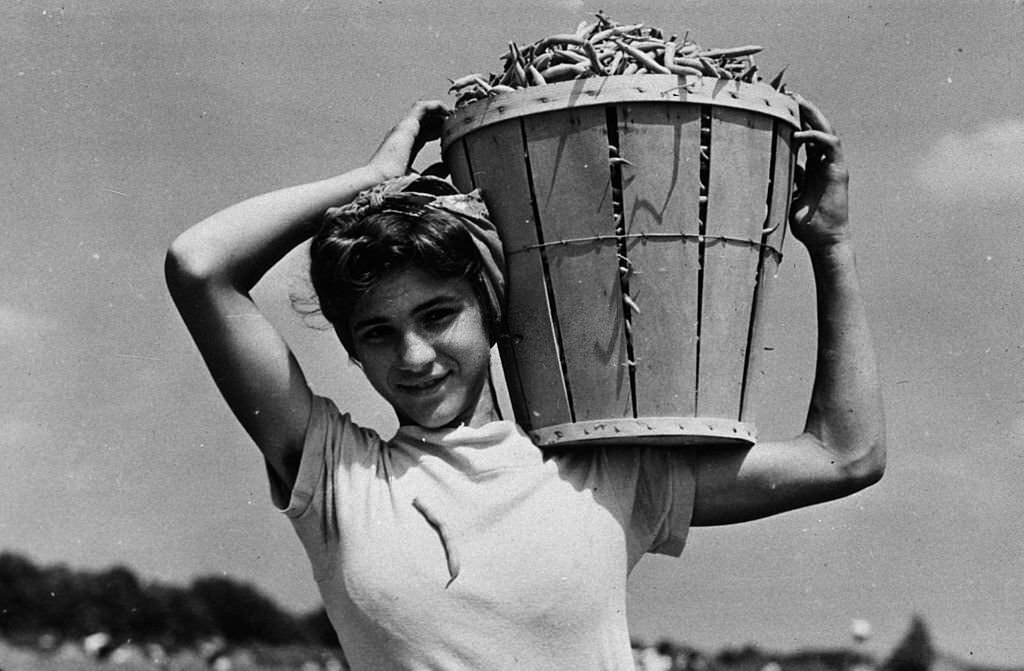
[397,331,435,369]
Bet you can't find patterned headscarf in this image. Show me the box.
[322,174,507,328]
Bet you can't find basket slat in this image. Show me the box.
[523,107,632,422]
[617,102,702,417]
[444,142,527,415]
[740,126,795,422]
[444,141,474,195]
[697,107,774,418]
[450,121,573,428]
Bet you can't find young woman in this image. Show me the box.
[165,97,884,670]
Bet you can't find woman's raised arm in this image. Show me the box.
[164,101,451,492]
[690,96,886,526]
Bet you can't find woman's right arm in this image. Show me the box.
[164,101,450,492]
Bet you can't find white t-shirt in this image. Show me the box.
[271,394,696,671]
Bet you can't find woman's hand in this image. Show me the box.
[368,100,452,181]
[789,94,850,251]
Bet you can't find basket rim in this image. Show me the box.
[528,416,757,449]
[441,74,800,148]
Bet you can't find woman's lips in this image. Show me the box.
[397,372,451,395]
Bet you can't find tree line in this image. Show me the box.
[0,551,338,651]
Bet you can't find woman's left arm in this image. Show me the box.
[690,95,886,526]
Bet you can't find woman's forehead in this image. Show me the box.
[350,267,474,323]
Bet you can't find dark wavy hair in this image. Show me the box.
[309,205,495,358]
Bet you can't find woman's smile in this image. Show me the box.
[396,371,451,394]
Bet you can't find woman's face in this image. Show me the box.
[348,266,495,429]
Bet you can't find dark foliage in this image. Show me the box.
[190,575,306,645]
[885,614,936,671]
[301,608,342,649]
[0,551,335,650]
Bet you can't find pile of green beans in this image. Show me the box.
[449,12,785,107]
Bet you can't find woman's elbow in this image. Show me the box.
[843,436,887,492]
[165,239,196,297]
[164,231,220,296]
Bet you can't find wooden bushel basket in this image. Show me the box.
[442,74,800,448]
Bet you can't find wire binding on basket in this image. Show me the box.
[507,232,784,256]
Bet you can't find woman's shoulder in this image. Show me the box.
[306,393,389,455]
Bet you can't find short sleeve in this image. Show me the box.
[618,448,697,564]
[266,394,381,581]
[270,394,331,515]
[634,448,700,557]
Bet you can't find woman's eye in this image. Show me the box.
[423,308,457,327]
[358,326,393,343]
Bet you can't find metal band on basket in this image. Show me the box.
[507,231,784,257]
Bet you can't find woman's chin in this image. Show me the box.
[397,400,464,430]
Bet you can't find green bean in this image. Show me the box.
[540,62,590,82]
[589,23,645,43]
[583,40,606,75]
[697,45,764,59]
[667,63,704,77]
[526,63,546,86]
[663,41,678,69]
[534,34,587,52]
[614,38,670,74]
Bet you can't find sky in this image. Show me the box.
[2,0,1023,664]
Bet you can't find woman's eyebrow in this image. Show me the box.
[412,295,460,314]
[351,314,388,332]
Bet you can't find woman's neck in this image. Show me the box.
[460,381,501,428]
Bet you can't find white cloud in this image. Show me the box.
[915,118,1024,202]
[0,304,58,341]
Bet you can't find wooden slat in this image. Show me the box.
[763,126,794,257]
[487,346,516,423]
[698,107,774,419]
[523,106,632,422]
[444,141,518,424]
[451,123,573,430]
[444,140,474,193]
[617,102,702,417]
[741,125,795,423]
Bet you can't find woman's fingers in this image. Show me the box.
[793,92,833,134]
[370,100,454,177]
[411,99,453,141]
[794,129,844,164]
[791,163,805,199]
[389,100,453,172]
[792,93,844,169]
